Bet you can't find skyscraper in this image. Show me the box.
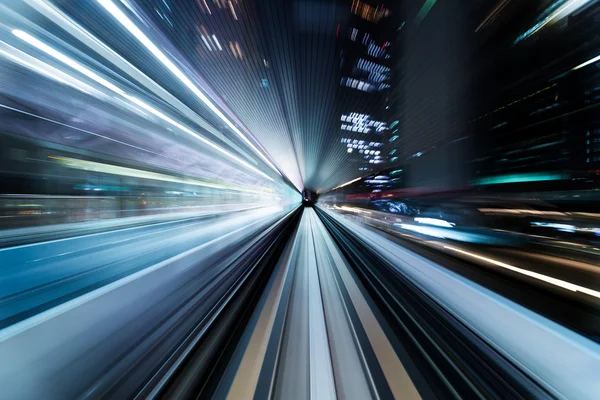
[337,1,397,176]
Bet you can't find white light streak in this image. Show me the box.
[125,96,274,181]
[11,29,272,182]
[200,34,212,51]
[544,0,593,26]
[202,0,212,14]
[573,53,600,70]
[96,0,282,178]
[0,42,98,95]
[211,34,223,51]
[398,224,447,238]
[443,245,600,299]
[28,0,253,162]
[330,176,362,191]
[12,29,126,96]
[414,217,455,228]
[519,0,594,41]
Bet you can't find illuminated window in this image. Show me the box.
[357,58,390,74]
[368,42,387,58]
[340,77,375,92]
[341,113,387,134]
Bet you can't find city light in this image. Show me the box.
[1,2,600,398]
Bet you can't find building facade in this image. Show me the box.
[337,1,398,176]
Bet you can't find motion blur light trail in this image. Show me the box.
[8,27,275,182]
[6,205,598,399]
[0,1,296,196]
[442,245,600,299]
[96,0,285,182]
[322,201,600,342]
[0,205,285,329]
[515,0,595,43]
[2,0,600,399]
